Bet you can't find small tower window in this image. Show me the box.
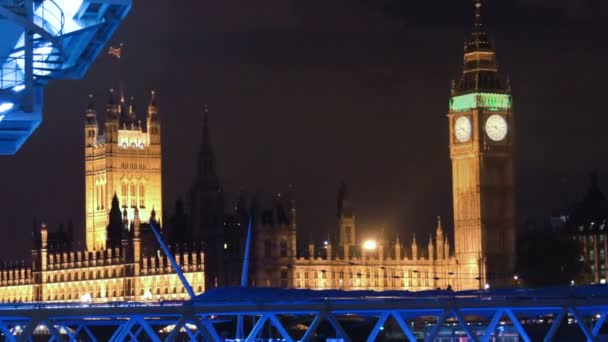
[139,183,145,208]
[280,240,287,258]
[345,226,352,244]
[121,184,127,207]
[130,184,136,208]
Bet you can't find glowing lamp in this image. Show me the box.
[363,240,377,251]
[12,84,25,92]
[0,102,14,113]
[143,290,153,301]
[80,293,92,304]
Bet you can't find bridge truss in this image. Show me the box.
[1,288,608,341]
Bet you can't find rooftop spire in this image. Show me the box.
[454,0,506,95]
[107,88,115,106]
[337,181,352,218]
[467,0,491,52]
[197,105,218,185]
[436,216,444,235]
[87,94,95,111]
[85,94,97,125]
[149,89,157,108]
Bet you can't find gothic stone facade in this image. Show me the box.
[84,90,163,251]
[0,91,204,303]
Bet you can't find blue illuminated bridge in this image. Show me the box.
[0,0,131,154]
[1,286,608,341]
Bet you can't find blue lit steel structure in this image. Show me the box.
[0,0,131,154]
[1,286,608,341]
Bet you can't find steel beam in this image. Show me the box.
[325,312,352,342]
[245,314,269,342]
[134,316,161,342]
[366,312,390,342]
[569,306,595,342]
[424,308,450,342]
[391,311,418,342]
[268,314,294,342]
[544,308,567,342]
[0,320,16,342]
[301,313,324,342]
[592,311,607,337]
[505,309,532,342]
[453,308,479,342]
[481,309,504,342]
[16,317,42,342]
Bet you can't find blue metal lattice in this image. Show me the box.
[0,0,132,155]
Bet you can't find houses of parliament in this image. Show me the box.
[0,0,516,303]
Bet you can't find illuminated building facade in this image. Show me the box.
[0,220,204,303]
[180,0,515,292]
[0,1,516,302]
[84,90,163,251]
[0,92,204,303]
[268,184,458,291]
[448,0,516,289]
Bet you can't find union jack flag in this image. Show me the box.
[107,43,123,59]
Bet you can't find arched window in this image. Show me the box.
[139,183,145,208]
[121,183,127,207]
[130,183,136,207]
[101,185,105,209]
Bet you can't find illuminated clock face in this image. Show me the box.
[454,116,472,143]
[485,115,508,141]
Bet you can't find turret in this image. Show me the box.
[127,96,136,126]
[428,235,434,260]
[337,182,356,257]
[84,94,98,147]
[411,234,418,260]
[147,90,161,145]
[122,208,129,229]
[40,223,48,271]
[436,216,445,259]
[133,205,142,266]
[107,194,124,249]
[395,234,402,260]
[105,88,119,143]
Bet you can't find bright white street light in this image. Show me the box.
[363,240,377,251]
[143,290,153,301]
[80,293,92,304]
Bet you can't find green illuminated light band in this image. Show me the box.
[450,93,511,112]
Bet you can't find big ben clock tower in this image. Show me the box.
[449,0,516,290]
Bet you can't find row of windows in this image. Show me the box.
[121,161,147,170]
[95,182,106,210]
[121,182,145,208]
[294,269,432,288]
[45,268,128,283]
[264,239,289,258]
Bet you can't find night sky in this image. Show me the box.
[1,0,607,260]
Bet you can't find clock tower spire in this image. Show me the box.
[449,0,516,290]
